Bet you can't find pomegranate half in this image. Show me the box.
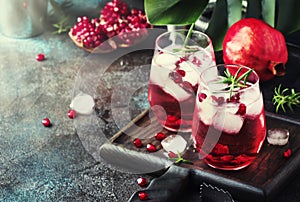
[223,18,288,82]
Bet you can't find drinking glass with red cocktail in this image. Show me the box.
[148,29,216,132]
[192,64,266,170]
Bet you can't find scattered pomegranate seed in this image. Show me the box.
[68,109,76,119]
[168,151,177,158]
[36,53,45,61]
[42,118,51,127]
[146,143,157,152]
[236,103,247,115]
[283,148,292,158]
[155,132,166,141]
[198,93,207,102]
[138,191,148,200]
[137,177,147,187]
[133,138,143,148]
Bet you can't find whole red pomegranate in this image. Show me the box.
[223,18,288,82]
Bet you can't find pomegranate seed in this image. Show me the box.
[138,191,148,200]
[42,118,51,127]
[133,138,143,148]
[146,143,157,152]
[192,83,199,94]
[176,69,186,77]
[227,93,240,103]
[155,132,166,141]
[175,57,186,66]
[36,53,45,61]
[220,155,234,162]
[212,144,229,155]
[68,110,76,119]
[192,56,202,67]
[169,71,183,83]
[182,81,194,93]
[137,177,147,187]
[198,93,207,102]
[236,103,247,115]
[212,96,225,105]
[283,148,292,158]
[166,115,177,122]
[168,151,177,158]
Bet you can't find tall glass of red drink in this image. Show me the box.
[192,64,266,170]
[148,29,215,132]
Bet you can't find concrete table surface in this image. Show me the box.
[0,29,146,201]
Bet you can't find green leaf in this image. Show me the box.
[205,0,228,51]
[227,0,243,27]
[245,0,262,19]
[144,0,209,25]
[276,0,300,34]
[262,0,275,27]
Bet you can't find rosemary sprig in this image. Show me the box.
[169,152,193,165]
[52,16,72,34]
[49,0,73,34]
[220,67,253,98]
[273,85,300,113]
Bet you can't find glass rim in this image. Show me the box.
[155,29,213,54]
[200,64,260,96]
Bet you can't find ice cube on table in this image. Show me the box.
[267,128,289,146]
[197,95,217,126]
[70,93,95,115]
[154,53,178,69]
[161,134,187,154]
[212,110,244,134]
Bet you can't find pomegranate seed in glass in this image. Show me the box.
[148,29,216,132]
[191,64,266,170]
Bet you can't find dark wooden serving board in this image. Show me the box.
[109,108,300,202]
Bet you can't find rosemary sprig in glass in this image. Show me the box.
[219,67,253,98]
[273,85,300,112]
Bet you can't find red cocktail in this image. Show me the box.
[148,30,215,132]
[192,64,266,170]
